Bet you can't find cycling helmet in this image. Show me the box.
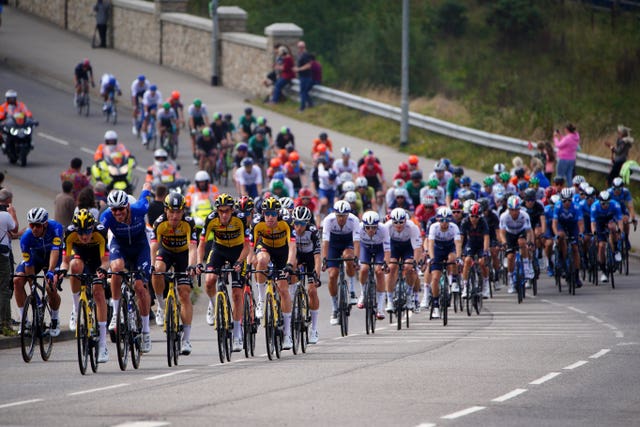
[460,176,472,186]
[612,177,624,188]
[493,163,506,174]
[453,167,464,176]
[193,98,202,107]
[340,147,351,156]
[108,76,117,86]
[269,158,282,169]
[514,167,525,178]
[241,157,254,167]
[572,175,586,185]
[27,207,48,224]
[342,181,356,193]
[364,155,376,166]
[599,191,611,201]
[483,176,495,186]
[355,177,368,188]
[299,188,313,198]
[107,190,129,208]
[427,178,439,189]
[499,172,511,182]
[362,210,380,226]
[393,188,406,198]
[585,186,596,197]
[149,85,157,91]
[434,161,445,172]
[72,209,96,232]
[236,143,248,152]
[201,127,211,137]
[137,74,146,82]
[82,58,90,66]
[280,126,290,135]
[578,182,590,193]
[460,189,477,201]
[393,178,405,188]
[257,116,266,125]
[273,172,286,182]
[162,102,171,110]
[553,175,565,185]
[450,199,462,211]
[292,206,312,222]
[279,197,294,210]
[529,176,540,186]
[344,191,358,203]
[469,202,482,217]
[339,172,353,183]
[517,181,529,191]
[212,112,222,121]
[408,155,419,165]
[524,188,537,201]
[235,196,254,212]
[390,208,407,222]
[548,194,560,205]
[154,148,168,159]
[437,206,452,220]
[214,193,235,209]
[244,107,253,115]
[478,197,490,211]
[410,170,423,180]
[333,200,351,214]
[224,114,232,122]
[463,199,476,214]
[289,151,300,161]
[507,195,522,210]
[327,170,338,181]
[261,197,281,211]
[422,194,436,206]
[104,130,118,141]
[164,193,186,210]
[319,132,328,140]
[169,90,179,100]
[194,170,210,182]
[560,187,573,201]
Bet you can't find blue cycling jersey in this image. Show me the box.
[553,201,583,225]
[19,220,64,267]
[608,187,632,211]
[543,204,554,231]
[590,200,623,225]
[100,189,152,244]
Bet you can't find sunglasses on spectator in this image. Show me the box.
[264,210,278,217]
[294,220,307,227]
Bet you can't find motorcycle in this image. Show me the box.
[1,114,38,167]
[91,150,138,194]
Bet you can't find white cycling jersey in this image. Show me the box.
[358,223,390,251]
[428,221,461,242]
[130,79,150,98]
[429,170,452,189]
[100,74,121,95]
[235,165,262,186]
[187,104,209,120]
[332,158,358,176]
[499,209,531,234]
[142,89,163,107]
[317,164,338,191]
[384,219,422,249]
[322,213,361,243]
[420,185,446,206]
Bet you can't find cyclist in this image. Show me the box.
[429,161,451,189]
[284,151,306,193]
[150,193,198,355]
[459,203,491,298]
[543,194,560,276]
[427,207,462,319]
[98,73,122,109]
[523,187,546,268]
[250,197,297,350]
[199,194,251,351]
[157,102,178,148]
[210,112,233,149]
[317,163,339,218]
[609,177,636,253]
[187,98,210,162]
[332,147,358,177]
[248,127,269,171]
[478,197,502,288]
[421,178,446,206]
[235,196,255,229]
[445,167,464,206]
[166,90,184,130]
[73,59,95,107]
[141,85,163,146]
[405,170,426,208]
[235,157,263,198]
[60,209,110,362]
[100,185,153,353]
[239,107,256,141]
[312,132,333,155]
[579,186,597,264]
[388,188,414,214]
[196,127,217,172]
[321,200,360,325]
[130,75,150,135]
[275,126,295,151]
[355,176,377,213]
[359,154,385,207]
[394,163,411,182]
[414,194,439,236]
[499,195,535,294]
[552,188,585,288]
[291,206,322,344]
[344,191,362,218]
[590,191,624,283]
[357,210,390,319]
[13,208,64,337]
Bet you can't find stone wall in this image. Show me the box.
[220,32,268,96]
[161,13,212,81]
[112,0,159,63]
[66,0,96,39]
[15,0,66,27]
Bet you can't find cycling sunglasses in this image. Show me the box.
[293,220,308,227]
[263,210,278,217]
[77,228,94,236]
[111,206,126,213]
[392,219,405,225]
[364,225,378,230]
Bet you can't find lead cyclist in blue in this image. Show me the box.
[552,188,585,288]
[608,177,636,250]
[100,183,154,353]
[590,191,624,283]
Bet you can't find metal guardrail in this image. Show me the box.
[289,80,640,182]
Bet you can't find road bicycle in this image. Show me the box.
[211,144,230,187]
[66,272,101,375]
[465,255,484,316]
[103,90,117,125]
[160,126,178,160]
[208,265,234,364]
[291,266,313,355]
[16,274,59,363]
[512,248,527,304]
[429,261,455,326]
[108,271,142,371]
[253,263,284,360]
[241,270,258,358]
[360,255,385,335]
[326,257,356,337]
[144,113,158,150]
[389,259,413,330]
[587,236,599,286]
[76,85,90,117]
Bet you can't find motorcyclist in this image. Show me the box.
[185,170,219,233]
[0,90,33,122]
[145,148,188,191]
[93,130,130,163]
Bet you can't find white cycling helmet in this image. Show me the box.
[599,191,611,201]
[393,188,406,198]
[27,207,48,224]
[104,130,118,141]
[107,190,129,208]
[344,191,358,203]
[342,181,356,193]
[560,187,573,201]
[279,197,294,210]
[493,163,506,174]
[194,170,209,182]
[434,161,445,172]
[292,206,312,222]
[340,147,351,156]
[390,208,407,223]
[362,210,380,226]
[333,200,351,214]
[355,177,368,188]
[463,199,475,214]
[437,206,452,219]
[612,177,624,188]
[572,175,586,185]
[339,171,353,184]
[550,194,561,204]
[154,149,168,158]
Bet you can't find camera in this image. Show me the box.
[0,205,7,212]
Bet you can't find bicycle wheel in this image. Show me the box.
[338,282,349,337]
[441,288,449,327]
[77,301,89,375]
[607,246,616,289]
[224,298,232,362]
[396,282,404,331]
[623,241,629,276]
[466,273,474,317]
[115,296,129,371]
[516,260,524,304]
[291,290,302,355]
[568,258,576,296]
[39,297,53,361]
[215,293,227,363]
[300,289,309,354]
[89,303,99,373]
[20,295,36,363]
[554,248,562,293]
[474,285,483,315]
[243,292,255,358]
[84,94,90,117]
[273,297,282,360]
[166,296,175,367]
[264,294,275,360]
[129,299,142,370]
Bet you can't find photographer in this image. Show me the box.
[0,189,19,336]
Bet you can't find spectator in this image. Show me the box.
[147,184,168,225]
[540,140,556,181]
[605,125,634,186]
[55,181,76,227]
[60,157,90,201]
[263,44,284,101]
[75,186,100,220]
[94,0,111,48]
[0,189,18,336]
[529,157,550,188]
[0,171,5,190]
[554,123,580,185]
[93,182,108,213]
[294,41,314,111]
[310,54,323,89]
[270,46,295,104]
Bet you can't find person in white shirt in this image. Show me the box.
[0,189,18,335]
[332,147,358,177]
[235,157,263,198]
[141,85,163,145]
[99,73,122,107]
[357,211,390,319]
[130,75,150,134]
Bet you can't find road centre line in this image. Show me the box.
[80,147,94,154]
[135,166,147,173]
[0,398,43,410]
[529,372,561,385]
[111,422,170,427]
[589,349,611,359]
[615,331,624,338]
[603,323,618,330]
[491,388,527,402]
[567,306,587,314]
[587,315,604,323]
[414,423,436,427]
[441,406,486,419]
[563,360,588,370]
[38,132,69,145]
[68,383,129,396]
[145,369,194,380]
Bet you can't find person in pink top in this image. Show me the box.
[554,123,580,185]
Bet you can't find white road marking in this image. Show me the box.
[567,306,587,314]
[68,383,129,396]
[0,398,43,409]
[529,372,561,385]
[563,360,588,370]
[112,422,170,427]
[587,315,604,323]
[492,388,527,402]
[38,132,69,145]
[615,331,624,338]
[80,147,94,154]
[136,166,147,173]
[617,342,638,346]
[144,369,194,380]
[441,406,486,419]
[603,323,618,330]
[415,423,436,427]
[589,349,611,359]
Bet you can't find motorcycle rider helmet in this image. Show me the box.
[292,206,312,222]
[27,207,48,224]
[164,193,186,211]
[5,90,17,105]
[193,98,202,108]
[362,210,380,226]
[107,190,129,208]
[104,130,118,144]
[171,90,180,100]
[215,193,235,209]
[154,149,168,167]
[72,209,96,232]
[194,170,209,183]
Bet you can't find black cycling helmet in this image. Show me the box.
[72,209,96,232]
[523,188,537,201]
[164,193,186,210]
[453,167,464,177]
[214,193,235,209]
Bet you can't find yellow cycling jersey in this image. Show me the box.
[63,224,109,260]
[151,214,198,253]
[251,217,294,250]
[200,212,249,248]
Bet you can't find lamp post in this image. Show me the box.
[400,0,409,146]
[210,0,219,86]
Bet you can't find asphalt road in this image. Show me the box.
[1,32,639,427]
